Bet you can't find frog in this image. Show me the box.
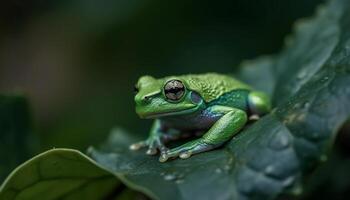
[130,73,271,162]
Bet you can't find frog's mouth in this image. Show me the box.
[137,105,199,119]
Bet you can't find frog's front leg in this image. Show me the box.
[129,119,168,155]
[159,106,247,162]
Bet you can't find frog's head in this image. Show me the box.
[134,75,204,119]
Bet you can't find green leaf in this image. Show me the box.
[0,95,35,181]
[87,0,350,199]
[236,56,277,96]
[0,149,119,200]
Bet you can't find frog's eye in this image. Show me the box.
[164,80,185,101]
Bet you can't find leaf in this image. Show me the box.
[0,149,119,200]
[0,95,35,181]
[87,0,350,199]
[236,56,277,96]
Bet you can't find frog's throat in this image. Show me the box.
[141,105,201,119]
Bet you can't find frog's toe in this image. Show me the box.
[159,148,182,162]
[158,148,192,162]
[159,146,168,154]
[129,141,147,150]
[160,140,217,162]
[146,147,158,155]
[159,153,169,162]
[146,139,168,155]
[179,151,192,159]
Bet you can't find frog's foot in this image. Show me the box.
[129,138,167,155]
[159,139,215,162]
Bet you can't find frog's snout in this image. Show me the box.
[134,94,152,106]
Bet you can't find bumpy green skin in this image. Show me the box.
[130,73,271,162]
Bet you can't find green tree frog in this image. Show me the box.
[130,73,271,162]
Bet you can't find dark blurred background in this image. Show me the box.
[0,0,324,150]
[3,0,350,199]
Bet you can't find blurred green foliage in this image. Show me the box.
[0,95,35,181]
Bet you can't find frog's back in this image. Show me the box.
[179,73,251,103]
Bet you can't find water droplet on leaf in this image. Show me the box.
[297,69,307,79]
[163,174,176,181]
[282,176,295,187]
[162,172,185,182]
[320,76,329,83]
[175,179,184,184]
[265,165,275,175]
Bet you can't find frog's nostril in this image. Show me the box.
[143,95,151,101]
[135,95,152,105]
